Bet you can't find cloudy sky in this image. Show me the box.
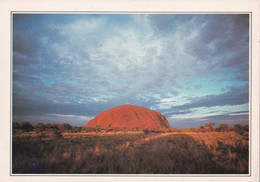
[12,14,249,128]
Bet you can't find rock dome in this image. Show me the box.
[85,104,170,129]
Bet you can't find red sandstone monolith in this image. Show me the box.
[85,104,170,129]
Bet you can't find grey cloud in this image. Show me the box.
[186,15,249,78]
[147,14,195,36]
[160,84,249,115]
[171,111,248,128]
[164,110,192,117]
[13,31,38,56]
[200,15,248,47]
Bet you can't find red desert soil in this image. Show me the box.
[86,104,170,129]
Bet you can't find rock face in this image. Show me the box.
[85,105,170,129]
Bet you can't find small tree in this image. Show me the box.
[20,122,34,132]
[233,124,248,135]
[13,122,21,134]
[243,124,249,132]
[216,124,230,132]
[71,126,82,133]
[204,122,215,132]
[34,123,46,133]
[13,122,21,130]
[58,123,72,132]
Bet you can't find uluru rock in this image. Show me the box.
[85,104,170,129]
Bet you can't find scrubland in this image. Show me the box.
[12,123,249,174]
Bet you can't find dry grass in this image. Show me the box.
[12,131,248,174]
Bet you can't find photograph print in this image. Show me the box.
[12,13,250,174]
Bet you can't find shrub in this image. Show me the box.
[71,126,82,133]
[243,124,249,132]
[58,123,72,132]
[34,123,46,133]
[233,124,249,135]
[20,122,34,132]
[13,122,22,134]
[204,122,215,132]
[143,128,149,135]
[13,122,21,130]
[216,124,230,132]
[51,130,63,138]
[95,125,101,132]
[45,123,57,129]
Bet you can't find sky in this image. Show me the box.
[12,14,249,128]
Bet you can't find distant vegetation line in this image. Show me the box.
[12,121,249,136]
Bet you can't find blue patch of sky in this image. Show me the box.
[180,74,248,97]
[41,79,54,85]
